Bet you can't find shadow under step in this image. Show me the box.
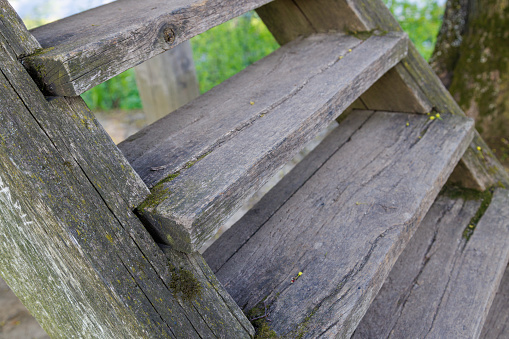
[121,32,408,253]
[203,110,474,338]
[354,187,509,339]
[23,0,274,96]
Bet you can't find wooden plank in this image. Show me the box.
[22,0,274,96]
[120,33,364,186]
[0,6,253,338]
[128,32,409,253]
[354,188,509,339]
[0,0,41,57]
[203,110,474,338]
[134,41,199,125]
[256,0,430,113]
[481,264,509,339]
[336,0,509,190]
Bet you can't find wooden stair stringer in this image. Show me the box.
[203,110,474,338]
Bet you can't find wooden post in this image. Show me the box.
[0,2,253,337]
[135,42,200,125]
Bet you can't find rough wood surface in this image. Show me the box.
[128,32,409,253]
[0,0,41,57]
[354,189,509,339]
[134,41,199,125]
[258,0,509,189]
[23,0,273,96]
[204,110,474,338]
[0,7,253,338]
[481,264,509,339]
[256,0,429,114]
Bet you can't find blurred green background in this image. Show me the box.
[24,0,445,112]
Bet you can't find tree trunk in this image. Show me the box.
[431,0,509,158]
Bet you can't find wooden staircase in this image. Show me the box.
[1,0,509,338]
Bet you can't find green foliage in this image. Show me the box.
[190,12,279,94]
[80,69,142,111]
[81,12,278,110]
[384,0,444,60]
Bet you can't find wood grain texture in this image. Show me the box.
[256,0,430,114]
[354,189,509,339]
[130,32,409,253]
[336,0,509,190]
[204,110,474,338]
[23,0,273,96]
[0,13,252,338]
[134,41,199,125]
[481,264,509,339]
[0,0,41,57]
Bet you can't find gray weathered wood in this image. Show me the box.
[22,0,274,96]
[256,0,431,114]
[258,0,509,189]
[204,110,474,338]
[128,32,409,253]
[0,0,41,57]
[134,41,199,125]
[354,188,509,339]
[360,66,431,113]
[481,264,509,339]
[0,5,253,338]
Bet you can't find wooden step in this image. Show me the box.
[353,188,509,339]
[121,32,409,253]
[481,264,509,338]
[23,0,274,96]
[203,110,474,338]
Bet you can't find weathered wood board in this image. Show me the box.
[258,0,509,189]
[204,110,474,338]
[0,4,253,337]
[127,32,409,253]
[256,0,431,113]
[134,41,199,125]
[354,188,509,339]
[481,264,509,339]
[23,0,274,96]
[0,0,41,56]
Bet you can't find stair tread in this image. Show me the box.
[23,0,273,96]
[126,32,408,253]
[481,264,509,338]
[354,188,509,339]
[203,110,474,338]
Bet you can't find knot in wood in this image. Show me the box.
[163,26,175,44]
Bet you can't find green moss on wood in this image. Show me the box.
[440,183,494,241]
[440,183,486,201]
[246,303,278,339]
[137,185,170,212]
[347,28,388,40]
[168,264,202,302]
[463,188,493,241]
